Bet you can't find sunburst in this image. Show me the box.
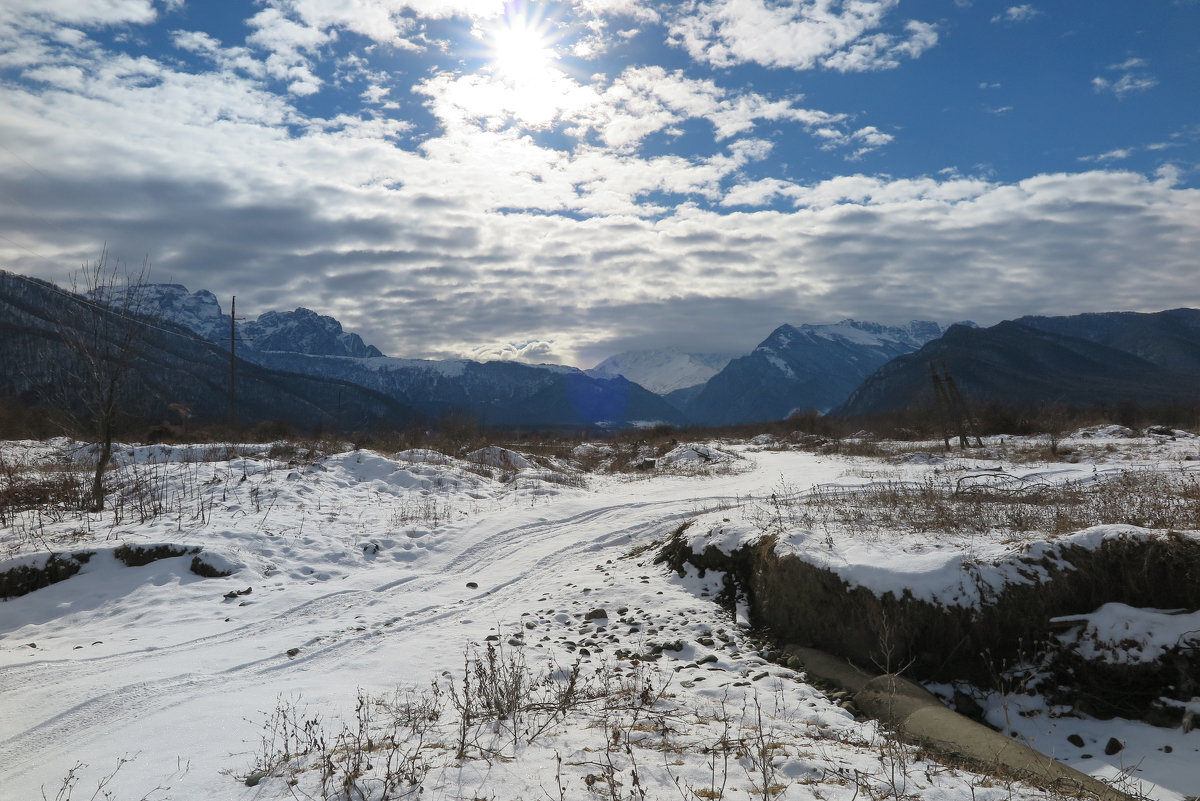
[483,5,575,124]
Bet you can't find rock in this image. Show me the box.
[1067,733,1085,748]
[466,581,479,589]
[286,648,300,657]
[1104,737,1123,756]
[585,608,608,621]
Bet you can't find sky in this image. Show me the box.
[1,0,1198,368]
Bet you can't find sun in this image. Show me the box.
[473,4,591,125]
[481,5,576,123]
[491,15,555,86]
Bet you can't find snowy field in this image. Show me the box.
[1,431,1198,801]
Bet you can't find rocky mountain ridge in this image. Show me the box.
[89,284,382,359]
[678,318,955,425]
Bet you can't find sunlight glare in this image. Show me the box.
[481,7,582,124]
[492,17,553,85]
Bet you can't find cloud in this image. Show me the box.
[666,0,937,71]
[468,340,561,363]
[0,0,158,27]
[1079,148,1131,163]
[2,0,1198,370]
[1092,57,1158,98]
[418,62,888,174]
[991,5,1039,24]
[9,40,1196,365]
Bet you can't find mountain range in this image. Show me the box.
[122,284,947,427]
[675,319,953,425]
[8,272,1200,433]
[3,275,684,432]
[0,272,416,433]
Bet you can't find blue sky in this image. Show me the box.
[1,0,1198,367]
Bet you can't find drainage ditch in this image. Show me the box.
[659,527,1200,798]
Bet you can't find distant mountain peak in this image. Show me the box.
[587,347,741,395]
[242,307,384,358]
[759,319,944,355]
[91,283,386,359]
[687,317,948,424]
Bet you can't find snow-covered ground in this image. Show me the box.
[1,432,1197,800]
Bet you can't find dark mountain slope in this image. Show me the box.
[1017,308,1200,376]
[0,271,417,432]
[242,351,686,429]
[836,319,1200,417]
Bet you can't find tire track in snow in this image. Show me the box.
[0,489,741,781]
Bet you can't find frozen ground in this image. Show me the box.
[1,431,1197,800]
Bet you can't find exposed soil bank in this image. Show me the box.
[0,544,232,599]
[659,529,1200,725]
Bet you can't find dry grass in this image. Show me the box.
[750,468,1200,540]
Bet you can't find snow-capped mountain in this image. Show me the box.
[683,319,954,425]
[240,308,383,358]
[90,284,384,359]
[86,282,681,429]
[4,272,416,430]
[586,348,741,395]
[90,283,229,341]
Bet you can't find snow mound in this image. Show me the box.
[465,446,535,470]
[392,448,453,464]
[190,549,245,578]
[571,443,614,459]
[321,450,493,494]
[1073,424,1135,439]
[1143,425,1196,439]
[1053,603,1200,665]
[659,443,737,466]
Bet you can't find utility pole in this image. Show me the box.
[230,296,237,425]
[223,297,249,426]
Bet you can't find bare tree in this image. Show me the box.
[60,248,152,512]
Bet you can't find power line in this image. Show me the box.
[0,233,58,264]
[0,140,57,183]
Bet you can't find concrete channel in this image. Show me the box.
[783,645,1135,801]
